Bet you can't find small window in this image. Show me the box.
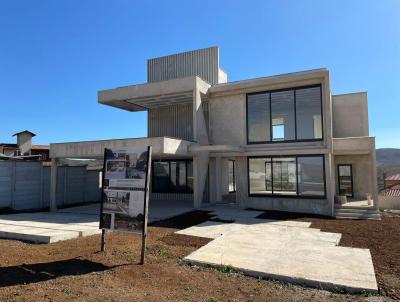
[338,165,353,197]
[228,160,236,193]
[272,124,284,141]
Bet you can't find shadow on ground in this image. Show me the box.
[0,258,113,287]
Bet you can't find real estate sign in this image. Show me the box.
[100,146,151,234]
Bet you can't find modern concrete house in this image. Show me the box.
[50,46,379,218]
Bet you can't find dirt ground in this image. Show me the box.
[0,210,398,302]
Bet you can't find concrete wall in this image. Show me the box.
[332,93,369,138]
[334,154,374,200]
[379,195,400,210]
[209,94,246,146]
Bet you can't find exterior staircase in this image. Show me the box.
[334,204,381,220]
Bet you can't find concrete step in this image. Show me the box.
[334,209,381,220]
[334,208,380,214]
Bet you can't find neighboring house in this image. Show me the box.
[383,174,400,189]
[51,46,378,217]
[0,131,49,160]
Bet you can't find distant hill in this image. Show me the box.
[376,148,400,189]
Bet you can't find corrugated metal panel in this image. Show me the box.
[42,166,51,208]
[0,161,13,208]
[150,193,193,202]
[56,166,66,207]
[85,170,101,202]
[148,103,193,140]
[14,162,42,210]
[64,166,86,205]
[148,47,220,85]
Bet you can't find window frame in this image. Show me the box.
[246,84,324,144]
[247,154,326,199]
[337,164,354,198]
[151,159,193,194]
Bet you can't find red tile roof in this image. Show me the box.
[385,174,400,181]
[382,189,400,197]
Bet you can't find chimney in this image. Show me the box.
[13,130,36,155]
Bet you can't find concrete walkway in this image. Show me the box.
[0,200,193,244]
[181,205,378,294]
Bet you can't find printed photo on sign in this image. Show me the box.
[104,149,148,181]
[114,213,144,232]
[100,146,150,234]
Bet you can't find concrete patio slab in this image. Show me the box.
[184,229,377,293]
[0,199,194,244]
[204,205,263,221]
[182,218,377,293]
[0,224,79,243]
[176,220,340,246]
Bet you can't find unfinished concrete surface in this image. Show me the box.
[0,200,193,244]
[181,207,377,293]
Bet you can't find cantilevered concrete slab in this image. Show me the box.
[98,76,210,112]
[50,136,193,159]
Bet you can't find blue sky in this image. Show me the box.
[0,0,399,148]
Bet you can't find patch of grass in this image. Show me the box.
[208,297,220,302]
[220,264,235,274]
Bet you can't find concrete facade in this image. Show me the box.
[51,47,378,217]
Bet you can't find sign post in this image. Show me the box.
[99,146,152,264]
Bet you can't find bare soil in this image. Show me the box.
[0,210,398,302]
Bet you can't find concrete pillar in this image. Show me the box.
[192,88,209,145]
[193,151,209,208]
[326,153,336,217]
[208,157,217,204]
[370,144,379,210]
[235,156,247,208]
[214,157,222,202]
[50,158,58,211]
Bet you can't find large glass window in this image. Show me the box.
[297,156,325,197]
[247,93,271,143]
[152,160,193,193]
[228,160,236,193]
[249,158,272,195]
[248,155,326,198]
[338,165,353,197]
[271,90,295,141]
[296,87,322,140]
[272,157,296,195]
[246,85,323,143]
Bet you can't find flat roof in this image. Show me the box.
[98,76,210,112]
[209,68,329,95]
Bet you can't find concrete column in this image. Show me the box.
[235,156,247,208]
[214,157,222,202]
[326,153,335,217]
[208,157,217,204]
[193,151,209,208]
[50,158,58,211]
[370,144,379,210]
[221,159,230,196]
[192,88,209,145]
